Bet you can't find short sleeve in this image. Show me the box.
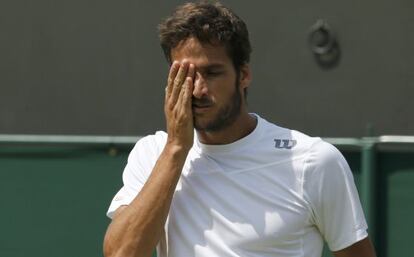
[106,132,167,219]
[303,140,368,251]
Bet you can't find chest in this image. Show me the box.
[167,159,312,254]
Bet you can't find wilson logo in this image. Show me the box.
[274,139,297,149]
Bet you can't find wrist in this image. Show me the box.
[164,141,192,156]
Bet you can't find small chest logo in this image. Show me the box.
[274,139,297,149]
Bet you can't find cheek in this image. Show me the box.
[213,82,237,102]
[206,72,238,99]
[215,74,237,90]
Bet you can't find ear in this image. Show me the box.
[238,64,252,90]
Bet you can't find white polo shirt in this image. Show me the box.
[107,114,368,257]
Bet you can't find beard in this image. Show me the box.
[193,80,242,132]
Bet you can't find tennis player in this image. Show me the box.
[103,1,376,257]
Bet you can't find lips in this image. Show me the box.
[192,102,213,113]
[192,99,213,109]
[192,104,212,108]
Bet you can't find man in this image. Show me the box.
[103,1,376,257]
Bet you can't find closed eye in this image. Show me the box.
[205,70,224,77]
[197,63,226,78]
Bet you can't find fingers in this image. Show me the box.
[170,61,189,106]
[177,76,194,114]
[183,64,195,109]
[164,61,195,149]
[183,76,194,110]
[187,63,195,82]
[166,61,180,98]
[176,63,194,112]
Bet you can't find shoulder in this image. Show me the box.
[258,115,348,172]
[128,131,168,163]
[302,138,354,200]
[258,116,324,156]
[304,139,348,174]
[133,130,167,149]
[259,113,343,165]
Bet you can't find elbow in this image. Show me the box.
[103,229,127,257]
[103,231,149,257]
[103,231,117,257]
[103,236,128,257]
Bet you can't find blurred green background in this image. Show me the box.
[1,136,413,257]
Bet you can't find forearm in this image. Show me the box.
[104,60,195,257]
[103,144,189,257]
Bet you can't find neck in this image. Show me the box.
[196,109,257,145]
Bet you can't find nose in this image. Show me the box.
[192,72,208,99]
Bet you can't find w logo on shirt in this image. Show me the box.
[274,139,297,149]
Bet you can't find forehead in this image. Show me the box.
[170,37,232,67]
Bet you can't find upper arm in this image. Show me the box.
[106,133,166,219]
[304,141,368,250]
[333,237,376,257]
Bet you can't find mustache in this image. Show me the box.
[192,98,213,106]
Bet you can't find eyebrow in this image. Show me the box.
[197,63,226,71]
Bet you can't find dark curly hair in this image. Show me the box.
[158,1,252,74]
